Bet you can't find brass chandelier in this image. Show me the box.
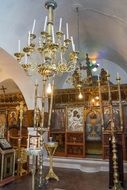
[67,7,99,99]
[14,0,78,77]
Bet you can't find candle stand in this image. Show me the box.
[44,141,59,181]
[26,147,46,190]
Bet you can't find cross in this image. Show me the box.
[0,85,7,95]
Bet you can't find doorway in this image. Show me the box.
[85,109,102,158]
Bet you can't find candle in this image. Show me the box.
[59,17,62,32]
[52,25,55,43]
[49,136,53,142]
[117,72,120,79]
[32,19,36,34]
[66,22,69,39]
[27,138,29,149]
[35,79,38,85]
[25,53,27,64]
[18,40,21,52]
[71,36,75,51]
[46,82,52,94]
[60,52,63,62]
[48,80,54,127]
[44,16,47,32]
[63,34,65,46]
[98,75,100,81]
[28,31,31,46]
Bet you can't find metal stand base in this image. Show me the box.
[112,183,123,190]
[45,168,59,181]
[35,176,48,190]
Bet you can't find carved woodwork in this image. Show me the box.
[50,85,127,159]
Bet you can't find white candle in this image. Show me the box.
[25,54,27,64]
[117,72,120,79]
[35,79,38,85]
[52,25,55,43]
[71,36,75,51]
[18,40,21,52]
[98,75,100,81]
[27,138,29,149]
[44,16,48,32]
[32,19,36,34]
[28,31,31,46]
[66,22,69,39]
[60,52,63,62]
[59,17,62,32]
[63,34,65,46]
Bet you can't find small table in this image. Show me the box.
[44,142,59,181]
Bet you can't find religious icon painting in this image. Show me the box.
[50,108,66,132]
[103,105,120,130]
[0,111,6,137]
[8,110,18,127]
[85,109,102,141]
[67,106,84,132]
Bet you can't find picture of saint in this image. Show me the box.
[104,106,120,130]
[67,107,84,132]
[0,113,6,137]
[86,110,101,141]
[51,109,65,131]
[8,111,17,127]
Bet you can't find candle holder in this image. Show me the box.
[107,74,123,190]
[17,101,25,177]
[97,76,104,130]
[111,121,123,190]
[26,148,42,190]
[44,141,59,181]
[116,74,123,131]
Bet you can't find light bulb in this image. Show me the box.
[92,67,97,72]
[91,59,96,64]
[46,83,52,94]
[78,92,83,99]
[95,96,99,100]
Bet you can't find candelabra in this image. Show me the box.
[16,101,26,176]
[14,1,78,76]
[107,73,123,190]
[116,73,123,131]
[97,76,104,130]
[67,53,99,91]
[44,139,59,181]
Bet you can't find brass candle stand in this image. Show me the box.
[97,76,104,130]
[116,74,123,131]
[17,102,24,176]
[44,140,59,181]
[107,74,123,190]
[26,148,42,190]
[33,72,56,189]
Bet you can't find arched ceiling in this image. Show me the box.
[0,0,127,88]
[0,0,127,65]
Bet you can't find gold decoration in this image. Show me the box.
[44,141,59,181]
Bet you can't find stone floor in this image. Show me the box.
[1,167,127,190]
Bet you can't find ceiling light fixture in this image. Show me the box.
[14,0,78,77]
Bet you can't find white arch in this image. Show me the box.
[0,48,35,109]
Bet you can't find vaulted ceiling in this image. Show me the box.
[0,0,127,68]
[0,0,127,100]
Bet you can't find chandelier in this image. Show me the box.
[67,7,99,91]
[14,0,78,77]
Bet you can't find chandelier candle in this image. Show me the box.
[32,19,36,34]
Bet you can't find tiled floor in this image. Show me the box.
[1,167,127,190]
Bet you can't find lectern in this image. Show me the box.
[0,138,15,186]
